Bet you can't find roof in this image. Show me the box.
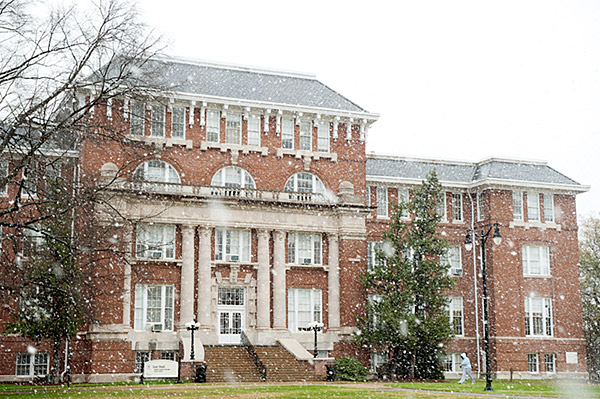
[121,56,373,115]
[366,155,588,192]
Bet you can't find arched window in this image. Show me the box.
[211,166,255,189]
[133,160,180,184]
[284,172,325,194]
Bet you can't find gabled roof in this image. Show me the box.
[366,155,588,192]
[125,56,375,117]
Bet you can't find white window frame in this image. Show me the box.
[284,172,325,194]
[134,284,174,332]
[366,186,371,207]
[225,113,242,145]
[528,353,539,373]
[211,166,256,189]
[522,245,550,276]
[135,224,175,260]
[23,225,45,257]
[281,117,294,149]
[171,106,186,139]
[513,191,523,221]
[544,353,556,373]
[16,353,49,377]
[133,160,180,184]
[317,121,329,152]
[214,228,251,262]
[299,121,312,151]
[398,188,409,217]
[543,194,554,223]
[206,110,220,143]
[527,192,540,221]
[287,288,322,332]
[247,114,261,146]
[446,296,464,336]
[442,245,462,275]
[437,192,447,221]
[130,101,145,136]
[288,232,322,265]
[370,352,388,372]
[452,193,463,222]
[367,241,385,271]
[0,159,7,195]
[134,351,151,373]
[442,353,462,372]
[477,192,484,221]
[150,104,165,138]
[376,186,388,217]
[525,297,553,337]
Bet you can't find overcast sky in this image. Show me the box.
[138,0,600,218]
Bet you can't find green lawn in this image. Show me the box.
[0,380,598,399]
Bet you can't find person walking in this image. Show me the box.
[458,352,475,384]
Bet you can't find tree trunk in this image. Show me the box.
[409,352,416,379]
[50,338,62,384]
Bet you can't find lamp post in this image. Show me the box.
[464,222,501,392]
[185,321,201,361]
[308,321,324,358]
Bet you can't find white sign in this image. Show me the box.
[565,352,578,364]
[143,360,178,378]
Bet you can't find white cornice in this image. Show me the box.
[366,153,548,167]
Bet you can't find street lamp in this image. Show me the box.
[185,321,200,361]
[464,222,501,392]
[308,321,324,358]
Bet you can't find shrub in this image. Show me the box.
[334,357,368,381]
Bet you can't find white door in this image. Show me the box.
[217,287,245,345]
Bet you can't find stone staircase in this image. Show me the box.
[203,345,321,382]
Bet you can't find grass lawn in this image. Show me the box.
[0,380,598,398]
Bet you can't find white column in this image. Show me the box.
[180,225,195,327]
[256,230,271,329]
[328,233,340,330]
[198,227,212,328]
[272,230,287,329]
[122,263,131,327]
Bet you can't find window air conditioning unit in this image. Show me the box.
[302,258,312,265]
[151,324,163,332]
[452,269,463,276]
[227,255,240,262]
[151,251,162,259]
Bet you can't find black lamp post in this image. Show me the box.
[185,321,200,361]
[464,222,501,392]
[308,321,324,358]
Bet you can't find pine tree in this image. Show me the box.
[356,171,455,379]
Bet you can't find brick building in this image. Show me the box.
[0,56,589,381]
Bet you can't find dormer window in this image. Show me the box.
[284,172,325,194]
[212,166,255,189]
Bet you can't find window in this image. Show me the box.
[206,110,220,143]
[284,172,325,194]
[442,353,462,372]
[134,285,174,332]
[317,121,329,152]
[0,159,7,195]
[446,296,463,336]
[513,191,523,220]
[130,101,145,136]
[442,246,462,275]
[370,352,388,372]
[367,241,385,271]
[171,107,185,139]
[215,229,251,262]
[134,351,150,373]
[287,288,322,332]
[23,226,45,256]
[150,104,165,137]
[281,117,294,149]
[218,287,245,305]
[161,351,177,361]
[133,160,180,184]
[522,245,550,276]
[525,297,553,336]
[366,186,371,207]
[288,233,322,265]
[211,166,255,189]
[225,113,241,144]
[248,115,261,146]
[376,187,388,217]
[22,162,39,196]
[16,353,48,376]
[528,353,539,373]
[477,192,484,221]
[452,193,463,221]
[544,353,556,373]
[437,192,447,220]
[368,294,384,327]
[398,188,409,217]
[136,224,175,260]
[299,121,312,151]
[544,194,554,223]
[527,192,540,221]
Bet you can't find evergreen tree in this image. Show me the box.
[579,215,600,381]
[356,171,455,379]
